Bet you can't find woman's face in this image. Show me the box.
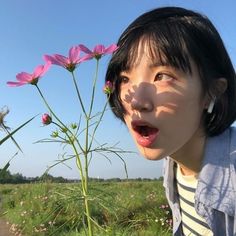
[119,46,207,161]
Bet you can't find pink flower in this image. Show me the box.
[7,63,51,87]
[44,46,83,72]
[42,113,52,125]
[103,81,114,95]
[79,44,118,60]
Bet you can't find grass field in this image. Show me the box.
[0,180,172,236]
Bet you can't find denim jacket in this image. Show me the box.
[163,127,236,236]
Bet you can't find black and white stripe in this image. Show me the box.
[175,165,213,236]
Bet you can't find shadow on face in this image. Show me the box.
[121,81,189,121]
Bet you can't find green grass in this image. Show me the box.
[0,180,172,235]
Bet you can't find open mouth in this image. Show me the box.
[131,121,159,147]
[133,125,157,137]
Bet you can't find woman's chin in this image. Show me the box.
[138,147,166,161]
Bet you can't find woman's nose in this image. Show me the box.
[130,92,154,112]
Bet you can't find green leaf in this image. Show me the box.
[0,115,36,146]
[0,161,10,178]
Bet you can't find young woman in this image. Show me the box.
[105,7,236,236]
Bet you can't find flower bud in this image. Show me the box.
[61,127,68,133]
[71,123,77,129]
[103,81,114,95]
[42,113,52,125]
[51,131,58,138]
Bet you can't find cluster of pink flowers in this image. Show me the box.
[7,44,117,87]
[7,44,117,125]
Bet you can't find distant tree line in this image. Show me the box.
[0,169,163,184]
[0,170,67,184]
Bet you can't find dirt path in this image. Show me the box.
[0,218,14,236]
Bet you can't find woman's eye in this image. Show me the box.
[120,76,129,84]
[154,73,174,82]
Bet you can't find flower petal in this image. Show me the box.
[78,44,92,54]
[104,44,119,54]
[44,54,68,67]
[53,54,70,67]
[79,54,94,63]
[44,55,60,65]
[69,46,81,64]
[33,64,46,78]
[41,62,51,76]
[16,72,32,82]
[33,62,51,78]
[93,44,105,54]
[7,81,26,87]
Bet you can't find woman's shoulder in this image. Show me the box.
[229,126,236,168]
[196,126,236,216]
[207,125,236,149]
[203,126,235,167]
[229,125,236,144]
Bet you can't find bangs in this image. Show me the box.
[116,21,193,74]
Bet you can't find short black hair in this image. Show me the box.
[105,6,236,137]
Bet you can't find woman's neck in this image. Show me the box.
[170,128,206,176]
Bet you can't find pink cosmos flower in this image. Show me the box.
[42,113,52,125]
[44,46,83,72]
[103,81,114,95]
[78,44,118,60]
[7,63,51,87]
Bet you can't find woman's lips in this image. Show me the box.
[131,120,159,147]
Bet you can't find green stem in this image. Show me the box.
[71,71,87,117]
[83,59,100,195]
[85,118,89,186]
[70,70,93,235]
[88,96,109,151]
[35,85,65,128]
[36,85,88,209]
[51,122,85,191]
[82,60,100,236]
[84,116,92,235]
[35,84,84,152]
[84,194,93,236]
[52,122,92,233]
[35,82,93,234]
[66,70,93,234]
[88,59,99,117]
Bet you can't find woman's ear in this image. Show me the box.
[204,78,227,112]
[214,78,227,96]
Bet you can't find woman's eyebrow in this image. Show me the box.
[149,62,169,68]
[119,70,131,75]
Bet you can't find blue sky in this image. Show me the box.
[0,0,236,179]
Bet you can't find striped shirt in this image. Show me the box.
[176,164,213,236]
